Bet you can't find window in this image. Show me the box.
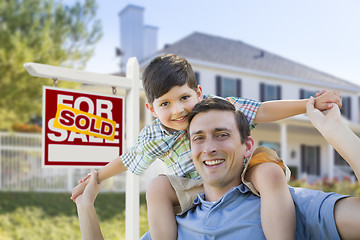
[301,145,320,176]
[194,72,200,84]
[340,96,352,120]
[260,83,281,101]
[334,150,349,166]
[300,89,317,99]
[259,141,280,156]
[216,76,241,97]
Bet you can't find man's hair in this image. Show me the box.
[142,54,198,104]
[188,98,250,143]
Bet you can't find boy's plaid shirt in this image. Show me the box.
[121,95,261,179]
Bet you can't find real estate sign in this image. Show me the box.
[42,87,124,167]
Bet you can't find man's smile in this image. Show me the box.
[203,159,225,166]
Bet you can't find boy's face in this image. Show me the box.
[146,84,203,132]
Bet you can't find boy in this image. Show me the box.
[71,54,342,240]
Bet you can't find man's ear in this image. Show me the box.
[196,85,203,101]
[146,103,158,118]
[243,136,255,159]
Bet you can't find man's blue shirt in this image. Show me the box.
[141,184,347,239]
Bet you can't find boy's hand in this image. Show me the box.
[307,96,342,132]
[314,90,342,111]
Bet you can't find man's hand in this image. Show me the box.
[314,90,342,111]
[71,173,92,202]
[75,170,104,240]
[75,170,101,206]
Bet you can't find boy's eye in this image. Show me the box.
[181,96,190,101]
[160,102,169,107]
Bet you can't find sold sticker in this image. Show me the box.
[53,104,116,141]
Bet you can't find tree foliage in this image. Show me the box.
[0,0,102,130]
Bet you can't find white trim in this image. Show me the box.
[24,62,144,89]
[187,58,360,93]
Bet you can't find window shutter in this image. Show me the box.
[301,145,305,173]
[276,85,282,100]
[236,79,242,97]
[216,76,222,96]
[348,97,352,120]
[316,146,321,176]
[300,89,305,99]
[260,83,265,102]
[358,96,360,123]
[194,72,200,85]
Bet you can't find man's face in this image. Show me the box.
[146,84,203,132]
[189,110,253,189]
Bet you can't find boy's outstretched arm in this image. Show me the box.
[71,156,127,201]
[254,90,342,123]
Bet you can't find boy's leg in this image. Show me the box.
[245,162,296,240]
[146,175,179,240]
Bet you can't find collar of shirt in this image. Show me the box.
[193,183,253,210]
[156,118,187,136]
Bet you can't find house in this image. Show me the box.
[139,31,360,182]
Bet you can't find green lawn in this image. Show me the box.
[0,180,359,239]
[0,192,149,240]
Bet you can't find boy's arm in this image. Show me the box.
[97,156,128,182]
[254,90,342,123]
[71,156,127,201]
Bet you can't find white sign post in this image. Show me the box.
[24,58,141,240]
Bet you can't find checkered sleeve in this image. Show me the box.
[225,97,261,126]
[204,95,261,129]
[121,119,172,175]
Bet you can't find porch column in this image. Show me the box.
[328,144,334,180]
[280,123,287,162]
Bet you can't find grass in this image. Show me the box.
[0,192,149,240]
[0,179,359,239]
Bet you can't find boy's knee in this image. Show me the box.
[252,163,287,189]
[146,175,174,202]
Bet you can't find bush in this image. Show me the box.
[0,192,149,240]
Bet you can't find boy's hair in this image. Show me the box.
[187,98,250,143]
[142,54,198,104]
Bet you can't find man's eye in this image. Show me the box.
[217,133,229,138]
[181,96,190,101]
[160,102,169,107]
[192,136,203,142]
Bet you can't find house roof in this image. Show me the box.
[149,32,360,91]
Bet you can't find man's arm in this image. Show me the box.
[254,90,342,123]
[306,97,360,239]
[71,156,127,201]
[306,97,360,180]
[75,170,104,240]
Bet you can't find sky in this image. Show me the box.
[80,0,360,86]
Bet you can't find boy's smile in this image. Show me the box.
[146,84,203,132]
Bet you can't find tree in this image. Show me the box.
[0,0,102,130]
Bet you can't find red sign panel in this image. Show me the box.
[42,87,124,167]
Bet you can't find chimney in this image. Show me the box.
[144,25,158,60]
[118,5,158,73]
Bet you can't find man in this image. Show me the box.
[76,97,360,239]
